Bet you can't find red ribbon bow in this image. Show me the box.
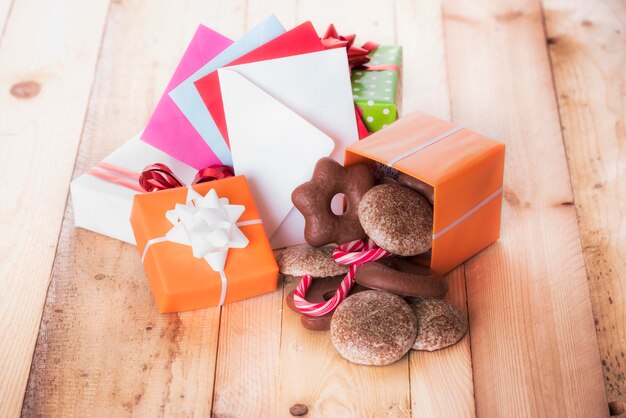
[139,163,234,192]
[321,24,379,68]
[293,239,392,317]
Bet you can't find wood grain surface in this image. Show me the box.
[0,0,622,417]
[543,0,626,413]
[443,0,608,416]
[0,0,109,416]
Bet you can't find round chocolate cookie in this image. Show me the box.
[376,176,398,186]
[331,290,417,365]
[275,244,349,277]
[358,184,433,256]
[355,258,447,298]
[409,297,468,351]
[397,172,434,204]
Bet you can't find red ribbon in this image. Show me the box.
[193,165,234,184]
[139,163,234,192]
[321,24,379,68]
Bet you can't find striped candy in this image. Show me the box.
[293,239,392,317]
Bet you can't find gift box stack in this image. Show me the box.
[71,15,504,366]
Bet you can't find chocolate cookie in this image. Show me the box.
[285,277,368,331]
[358,184,433,256]
[292,158,374,247]
[409,297,468,351]
[355,258,447,298]
[376,176,398,186]
[275,244,349,277]
[397,172,434,204]
[331,290,417,365]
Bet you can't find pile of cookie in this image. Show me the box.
[276,157,468,366]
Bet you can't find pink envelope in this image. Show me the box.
[141,25,232,169]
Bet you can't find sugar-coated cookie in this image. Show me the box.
[358,184,432,256]
[331,290,417,365]
[275,244,349,277]
[409,297,468,351]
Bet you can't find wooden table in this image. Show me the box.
[1,0,624,416]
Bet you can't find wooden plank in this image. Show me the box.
[211,291,284,417]
[209,6,294,417]
[0,0,110,416]
[21,1,246,416]
[542,0,626,411]
[300,0,396,43]
[409,268,475,417]
[395,0,476,416]
[0,0,13,39]
[442,0,609,416]
[275,3,411,417]
[395,0,451,120]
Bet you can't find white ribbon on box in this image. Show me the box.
[386,125,503,240]
[141,186,262,305]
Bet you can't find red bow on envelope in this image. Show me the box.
[321,24,379,68]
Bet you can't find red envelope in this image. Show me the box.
[355,105,370,139]
[194,22,324,148]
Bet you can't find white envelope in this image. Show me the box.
[218,49,359,248]
[71,135,197,244]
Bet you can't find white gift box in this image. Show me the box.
[70,135,197,245]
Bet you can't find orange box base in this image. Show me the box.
[130,176,279,313]
[345,111,505,275]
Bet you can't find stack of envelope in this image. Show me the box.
[71,15,362,249]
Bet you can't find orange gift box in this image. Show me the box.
[345,111,505,275]
[130,175,278,313]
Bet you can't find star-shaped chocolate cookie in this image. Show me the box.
[292,158,374,247]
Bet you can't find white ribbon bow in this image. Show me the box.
[164,187,249,272]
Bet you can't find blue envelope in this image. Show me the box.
[168,15,285,166]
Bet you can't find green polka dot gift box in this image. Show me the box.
[351,45,403,132]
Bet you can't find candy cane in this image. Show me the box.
[293,239,392,316]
